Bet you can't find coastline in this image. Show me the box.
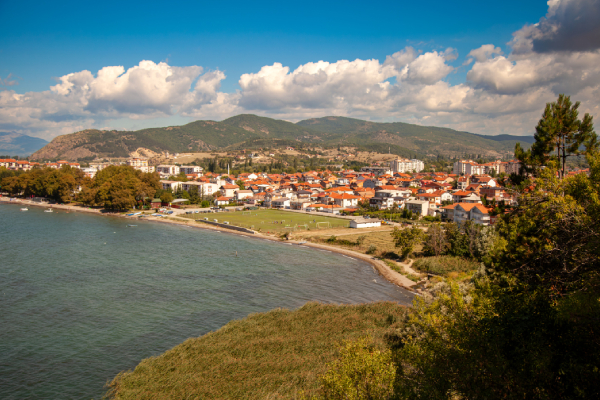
[0,197,417,294]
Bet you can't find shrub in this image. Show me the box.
[318,337,396,400]
[412,256,479,277]
[326,235,337,243]
[366,245,377,255]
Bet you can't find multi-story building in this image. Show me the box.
[180,166,203,175]
[126,157,154,173]
[390,158,425,174]
[156,165,180,177]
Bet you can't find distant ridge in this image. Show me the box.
[0,132,49,156]
[30,114,530,161]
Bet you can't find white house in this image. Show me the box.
[350,218,382,228]
[454,203,490,226]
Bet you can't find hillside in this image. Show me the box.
[107,301,406,399]
[0,132,48,156]
[30,114,532,161]
[297,116,532,157]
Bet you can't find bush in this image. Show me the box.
[412,256,480,277]
[318,337,396,400]
[326,235,337,243]
[366,245,377,255]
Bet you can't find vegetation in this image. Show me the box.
[412,256,480,278]
[107,302,408,399]
[0,165,84,203]
[31,114,530,161]
[1,164,160,210]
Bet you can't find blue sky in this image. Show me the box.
[1,0,599,139]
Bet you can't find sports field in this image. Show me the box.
[182,209,350,233]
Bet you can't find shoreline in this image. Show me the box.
[0,197,417,294]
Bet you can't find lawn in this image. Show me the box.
[182,209,350,233]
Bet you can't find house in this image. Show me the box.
[271,197,291,209]
[235,190,254,201]
[440,203,459,222]
[214,196,232,206]
[454,203,491,226]
[404,200,430,217]
[220,184,239,197]
[150,198,162,208]
[328,193,361,208]
[350,218,382,229]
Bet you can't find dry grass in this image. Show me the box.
[412,256,480,278]
[106,302,408,400]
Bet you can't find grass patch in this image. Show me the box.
[106,302,407,399]
[182,209,350,233]
[412,256,480,278]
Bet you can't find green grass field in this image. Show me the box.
[182,209,350,233]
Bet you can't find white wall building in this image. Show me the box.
[157,165,180,177]
[390,158,425,173]
[126,157,154,173]
[180,165,203,175]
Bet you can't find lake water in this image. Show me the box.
[0,204,413,399]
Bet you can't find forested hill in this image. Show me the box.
[30,114,532,161]
[297,116,532,157]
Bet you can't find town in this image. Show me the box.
[1,154,542,226]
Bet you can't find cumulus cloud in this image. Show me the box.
[511,0,600,54]
[0,61,226,139]
[3,0,600,141]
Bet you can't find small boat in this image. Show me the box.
[127,224,137,227]
[44,209,53,213]
[20,208,28,211]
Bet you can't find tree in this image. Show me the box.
[391,227,424,259]
[160,191,174,204]
[516,94,598,178]
[423,223,447,257]
[235,179,245,190]
[319,338,395,400]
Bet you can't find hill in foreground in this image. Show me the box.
[30,114,533,161]
[106,302,406,399]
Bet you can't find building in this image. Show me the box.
[156,165,180,177]
[454,203,491,226]
[126,157,154,173]
[350,218,382,229]
[179,165,203,175]
[404,199,430,217]
[390,158,425,173]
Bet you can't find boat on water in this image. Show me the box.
[126,224,137,227]
[44,209,53,213]
[20,207,28,211]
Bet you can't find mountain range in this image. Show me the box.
[0,132,49,157]
[30,115,534,161]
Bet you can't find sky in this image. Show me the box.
[1,0,599,140]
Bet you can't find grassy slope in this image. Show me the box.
[107,302,407,399]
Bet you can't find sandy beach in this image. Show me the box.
[0,197,417,293]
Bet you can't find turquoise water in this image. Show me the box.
[0,204,413,399]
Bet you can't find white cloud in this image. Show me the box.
[3,0,600,142]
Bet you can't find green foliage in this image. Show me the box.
[0,165,84,202]
[492,150,600,295]
[412,256,480,277]
[516,94,598,177]
[390,227,425,259]
[79,165,160,210]
[366,245,377,255]
[318,337,396,400]
[327,235,338,243]
[160,191,174,203]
